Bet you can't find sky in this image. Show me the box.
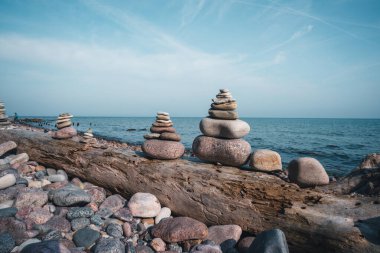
[0,0,379,118]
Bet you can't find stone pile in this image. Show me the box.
[0,100,11,128]
[52,113,77,140]
[80,128,97,145]
[142,112,185,160]
[192,89,251,167]
[0,140,291,253]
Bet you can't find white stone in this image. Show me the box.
[0,173,16,190]
[155,207,171,224]
[128,192,161,218]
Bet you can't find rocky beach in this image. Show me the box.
[0,118,379,253]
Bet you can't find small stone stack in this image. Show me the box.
[0,100,11,128]
[52,113,77,139]
[192,89,251,167]
[81,128,97,144]
[208,89,238,120]
[142,112,185,160]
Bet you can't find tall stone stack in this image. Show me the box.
[52,113,77,139]
[0,100,11,128]
[142,112,185,160]
[192,89,251,167]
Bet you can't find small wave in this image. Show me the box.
[346,144,365,149]
[325,144,341,149]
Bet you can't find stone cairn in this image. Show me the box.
[52,113,77,139]
[192,89,251,167]
[0,100,11,128]
[142,112,185,160]
[81,128,97,144]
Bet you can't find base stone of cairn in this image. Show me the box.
[80,128,97,144]
[192,89,251,167]
[142,112,185,160]
[0,100,11,128]
[52,113,77,139]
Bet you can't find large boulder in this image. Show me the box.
[192,136,251,167]
[287,157,329,188]
[52,127,77,140]
[152,217,208,243]
[142,140,185,160]
[199,118,250,139]
[249,149,282,172]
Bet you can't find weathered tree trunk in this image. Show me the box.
[0,129,379,253]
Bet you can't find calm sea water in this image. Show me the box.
[23,117,380,177]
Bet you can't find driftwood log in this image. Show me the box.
[0,129,379,253]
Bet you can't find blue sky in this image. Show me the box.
[0,0,379,118]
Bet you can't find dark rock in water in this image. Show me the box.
[106,223,123,238]
[0,207,17,218]
[356,153,380,170]
[142,140,185,160]
[20,240,70,253]
[71,218,90,231]
[0,232,15,253]
[136,245,154,253]
[94,238,125,253]
[99,194,126,213]
[90,214,104,226]
[51,185,91,207]
[152,217,208,243]
[249,229,289,253]
[66,207,94,220]
[73,227,100,248]
[192,135,251,167]
[127,129,137,131]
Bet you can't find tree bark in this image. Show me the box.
[0,129,379,253]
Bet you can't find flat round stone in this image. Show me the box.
[208,110,238,120]
[200,118,250,139]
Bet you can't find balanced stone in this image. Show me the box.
[156,119,172,124]
[192,135,251,167]
[150,126,176,133]
[157,115,170,120]
[212,98,236,105]
[211,101,237,111]
[208,109,238,120]
[152,122,173,127]
[52,127,77,139]
[142,140,185,160]
[287,157,329,188]
[157,112,169,116]
[144,133,160,140]
[200,118,250,139]
[159,132,181,141]
[249,149,282,171]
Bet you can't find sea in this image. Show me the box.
[21,117,380,177]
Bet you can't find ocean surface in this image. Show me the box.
[22,117,380,177]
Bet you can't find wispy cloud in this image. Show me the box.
[259,24,313,55]
[180,0,206,30]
